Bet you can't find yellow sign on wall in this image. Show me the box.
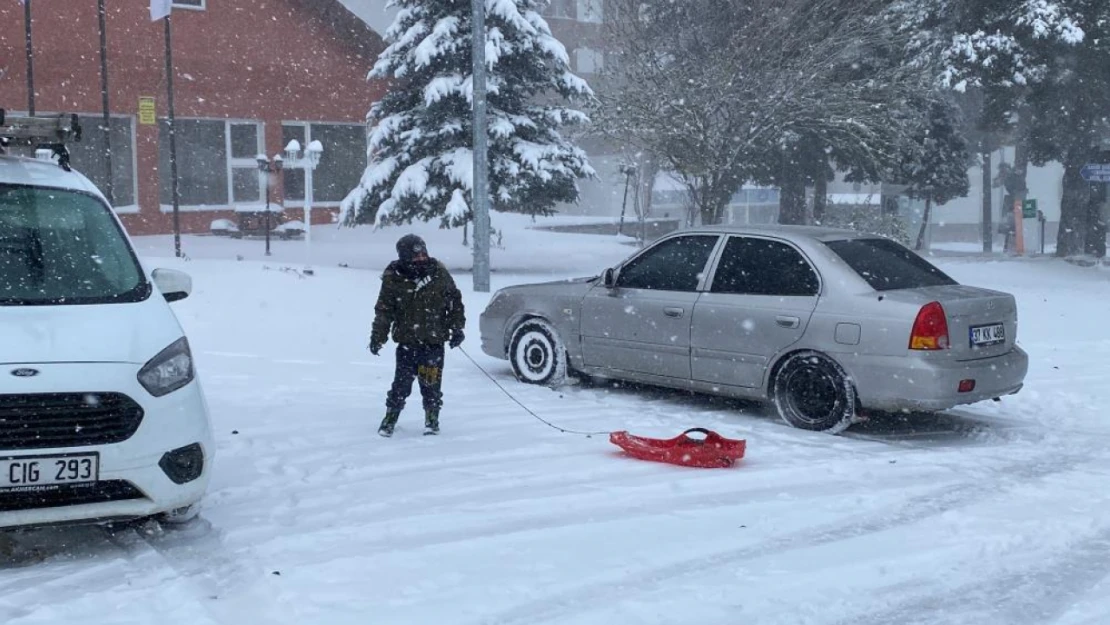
[138,97,156,125]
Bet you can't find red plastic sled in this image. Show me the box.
[609,428,746,468]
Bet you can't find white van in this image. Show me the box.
[0,112,214,528]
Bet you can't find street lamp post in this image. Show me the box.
[256,153,284,256]
[284,139,324,274]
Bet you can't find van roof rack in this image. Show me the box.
[0,109,82,171]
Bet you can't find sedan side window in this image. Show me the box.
[710,237,819,296]
[616,235,719,292]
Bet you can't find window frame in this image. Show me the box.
[226,121,264,205]
[704,234,823,297]
[111,115,140,214]
[280,120,369,208]
[613,233,722,292]
[158,117,264,212]
[77,114,140,214]
[576,0,603,22]
[171,0,206,10]
[544,0,575,19]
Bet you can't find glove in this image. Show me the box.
[449,329,465,349]
[369,341,383,355]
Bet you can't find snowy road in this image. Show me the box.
[3,223,1110,625]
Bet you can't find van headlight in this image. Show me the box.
[138,337,195,397]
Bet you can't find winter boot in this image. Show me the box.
[423,411,440,436]
[378,411,400,437]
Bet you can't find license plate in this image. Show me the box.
[970,323,1006,347]
[0,454,99,492]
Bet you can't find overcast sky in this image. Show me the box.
[337,0,398,36]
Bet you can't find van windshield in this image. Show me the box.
[0,184,149,306]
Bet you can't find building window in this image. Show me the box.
[575,48,603,74]
[227,122,263,203]
[158,119,263,208]
[68,115,138,211]
[576,0,602,22]
[281,123,368,205]
[544,0,573,18]
[172,0,205,9]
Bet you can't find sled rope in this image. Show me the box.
[458,347,610,438]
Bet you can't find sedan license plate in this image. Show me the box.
[0,454,99,492]
[970,323,1006,347]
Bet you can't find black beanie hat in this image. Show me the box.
[396,234,428,262]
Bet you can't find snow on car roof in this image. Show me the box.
[0,153,107,201]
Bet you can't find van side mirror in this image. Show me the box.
[153,268,192,303]
[602,267,617,289]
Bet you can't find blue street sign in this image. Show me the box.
[1080,163,1110,182]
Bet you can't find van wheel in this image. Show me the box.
[508,319,567,386]
[772,351,856,434]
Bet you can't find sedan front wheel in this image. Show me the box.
[772,351,856,434]
[508,319,567,386]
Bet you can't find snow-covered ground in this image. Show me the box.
[4,215,1110,625]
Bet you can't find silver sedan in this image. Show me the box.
[479,225,1028,433]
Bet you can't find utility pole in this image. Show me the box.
[97,0,114,205]
[164,15,182,258]
[24,0,34,115]
[981,146,993,253]
[471,0,491,292]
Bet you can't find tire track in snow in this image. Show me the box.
[104,526,230,625]
[273,458,926,527]
[0,525,239,625]
[473,450,1093,625]
[261,465,959,556]
[104,523,291,625]
[240,427,944,519]
[832,526,1110,625]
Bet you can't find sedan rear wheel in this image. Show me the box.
[509,319,567,386]
[772,351,856,434]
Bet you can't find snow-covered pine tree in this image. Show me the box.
[340,0,594,228]
[888,0,1085,252]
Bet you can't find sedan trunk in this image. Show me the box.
[912,285,1018,362]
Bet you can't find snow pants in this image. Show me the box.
[385,343,445,414]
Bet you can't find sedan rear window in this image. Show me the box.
[824,238,957,291]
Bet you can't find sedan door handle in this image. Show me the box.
[776,315,800,329]
[663,307,685,318]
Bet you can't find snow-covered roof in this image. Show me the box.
[0,154,107,200]
[336,0,397,36]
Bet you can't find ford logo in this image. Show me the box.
[11,368,39,378]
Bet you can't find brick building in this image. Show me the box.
[0,0,384,235]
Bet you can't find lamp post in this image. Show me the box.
[284,139,323,273]
[256,153,283,256]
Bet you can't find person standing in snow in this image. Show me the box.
[369,234,465,436]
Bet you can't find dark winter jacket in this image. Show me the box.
[371,258,465,347]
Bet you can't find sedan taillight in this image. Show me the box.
[909,301,949,350]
